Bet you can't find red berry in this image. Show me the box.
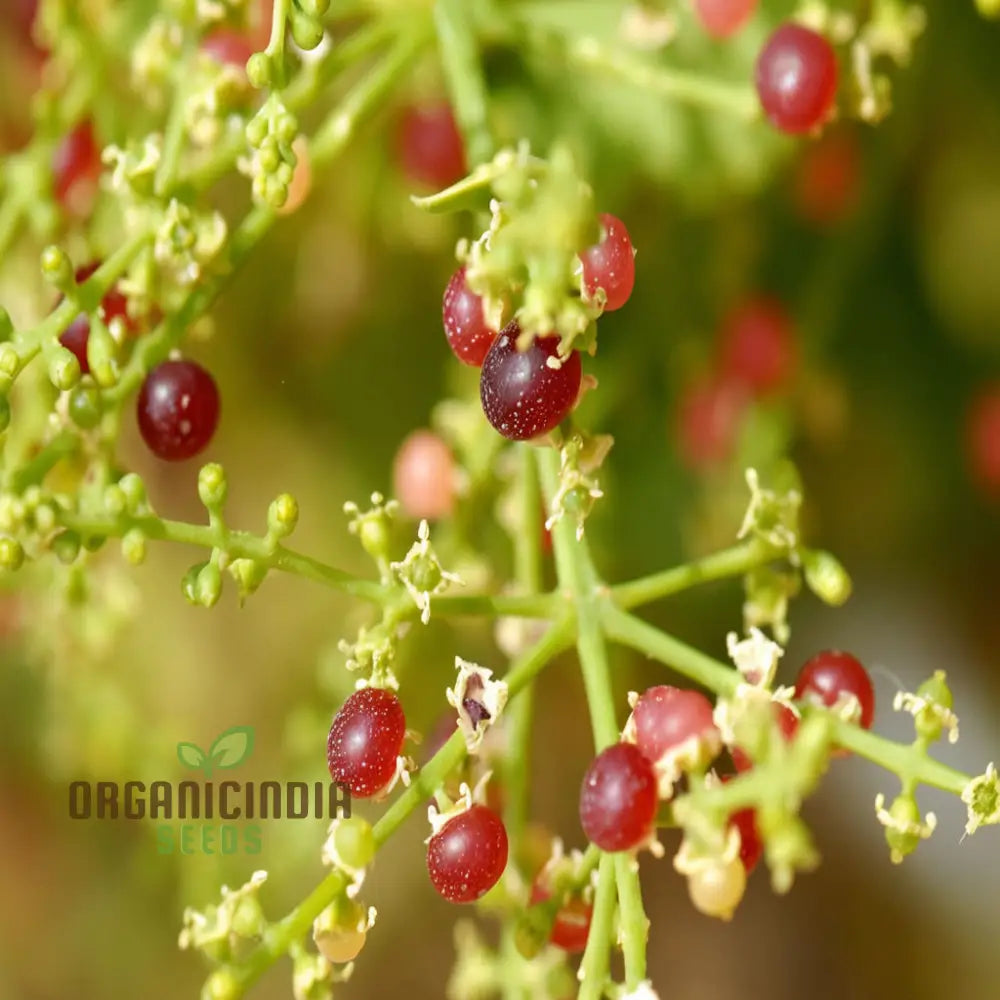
[397,102,466,189]
[676,374,748,470]
[530,879,592,953]
[393,429,456,520]
[202,29,254,70]
[52,120,102,212]
[327,687,407,798]
[720,776,763,872]
[693,0,759,40]
[793,128,861,226]
[755,24,838,135]
[627,685,720,774]
[718,297,797,396]
[427,804,508,903]
[730,701,799,773]
[480,322,582,441]
[580,214,636,313]
[579,743,658,852]
[136,360,220,462]
[794,650,874,729]
[442,267,497,366]
[57,262,135,376]
[967,384,1000,499]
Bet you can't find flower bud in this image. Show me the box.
[802,548,852,607]
[0,536,24,571]
[122,528,148,566]
[48,346,81,391]
[198,463,228,511]
[267,493,298,539]
[52,529,81,564]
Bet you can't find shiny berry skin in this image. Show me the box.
[393,429,456,520]
[693,0,759,39]
[57,262,134,376]
[755,24,838,135]
[136,360,221,462]
[580,214,636,312]
[676,374,748,470]
[530,879,592,953]
[480,322,582,440]
[579,743,658,852]
[442,267,497,366]
[427,804,508,903]
[719,297,797,396]
[397,102,466,189]
[795,650,875,729]
[326,687,407,798]
[967,384,1000,499]
[52,120,102,211]
[628,685,719,766]
[731,701,799,773]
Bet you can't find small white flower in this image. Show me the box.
[446,657,508,754]
[961,763,1000,837]
[620,980,661,1000]
[390,520,463,624]
[893,689,960,744]
[874,793,937,863]
[426,774,492,839]
[726,627,784,687]
[737,467,801,552]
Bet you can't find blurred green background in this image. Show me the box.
[1,1,999,998]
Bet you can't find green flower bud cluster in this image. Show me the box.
[154,198,229,286]
[179,870,269,966]
[243,98,301,208]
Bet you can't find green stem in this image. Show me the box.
[528,28,759,120]
[577,853,616,1000]
[154,52,196,198]
[614,854,649,988]
[602,603,741,696]
[225,617,574,996]
[434,0,495,167]
[5,430,79,493]
[611,538,776,610]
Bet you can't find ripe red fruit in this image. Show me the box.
[579,743,658,852]
[136,360,220,461]
[397,102,466,189]
[967,384,1000,499]
[427,804,508,903]
[627,685,720,776]
[393,429,456,520]
[676,374,748,470]
[201,30,255,70]
[693,0,759,40]
[530,878,592,953]
[795,650,875,729]
[720,776,764,872]
[52,120,102,212]
[442,267,497,366]
[718,297,797,396]
[327,687,407,798]
[755,24,838,135]
[480,322,582,440]
[57,262,135,376]
[580,213,636,313]
[730,701,800,773]
[793,128,861,226]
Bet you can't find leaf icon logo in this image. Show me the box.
[177,726,254,777]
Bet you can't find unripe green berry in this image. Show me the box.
[298,0,331,17]
[267,493,298,538]
[52,530,81,564]
[40,245,74,291]
[122,528,147,566]
[118,473,147,514]
[0,396,10,434]
[103,484,128,517]
[358,519,390,561]
[48,347,81,391]
[802,549,852,607]
[409,555,442,593]
[201,968,240,1000]
[883,794,923,863]
[914,670,955,743]
[68,384,102,429]
[198,463,228,510]
[34,503,55,534]
[289,8,324,50]
[333,817,375,870]
[0,536,25,571]
[246,52,274,91]
[0,344,19,392]
[195,562,223,608]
